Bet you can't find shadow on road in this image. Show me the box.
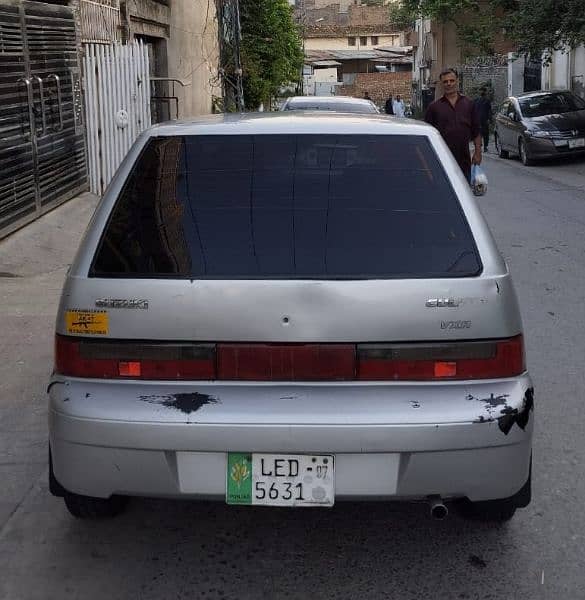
[45,496,534,599]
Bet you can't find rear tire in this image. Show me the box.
[460,498,517,523]
[519,138,534,165]
[495,133,509,158]
[64,492,128,519]
[460,458,531,523]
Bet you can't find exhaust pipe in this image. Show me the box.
[428,495,448,520]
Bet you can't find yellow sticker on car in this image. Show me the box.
[65,310,109,335]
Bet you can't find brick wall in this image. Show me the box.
[348,5,389,26]
[302,4,342,26]
[338,71,412,105]
[309,0,355,10]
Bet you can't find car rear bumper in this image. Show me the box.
[49,376,534,503]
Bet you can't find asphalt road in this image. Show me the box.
[0,152,584,600]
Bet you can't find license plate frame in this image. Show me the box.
[568,138,585,149]
[226,453,335,507]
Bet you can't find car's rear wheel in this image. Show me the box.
[50,447,128,518]
[519,138,534,165]
[460,498,517,523]
[460,458,531,523]
[64,492,128,519]
[495,133,509,158]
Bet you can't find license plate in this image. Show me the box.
[568,138,585,149]
[226,453,334,507]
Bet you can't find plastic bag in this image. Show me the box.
[470,164,488,196]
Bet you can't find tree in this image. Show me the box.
[504,0,585,57]
[239,0,304,110]
[402,0,585,58]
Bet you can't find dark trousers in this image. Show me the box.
[480,121,490,150]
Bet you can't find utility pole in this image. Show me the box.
[296,0,307,95]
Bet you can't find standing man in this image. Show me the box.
[474,87,492,152]
[393,94,405,117]
[384,94,394,115]
[363,91,372,101]
[424,68,482,181]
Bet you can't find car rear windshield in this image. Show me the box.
[519,92,585,117]
[90,134,481,279]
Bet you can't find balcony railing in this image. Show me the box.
[80,0,121,44]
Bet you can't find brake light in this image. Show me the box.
[357,335,525,380]
[54,335,216,380]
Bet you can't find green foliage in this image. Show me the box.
[240,0,304,110]
[402,0,585,57]
[388,3,416,30]
[504,0,585,58]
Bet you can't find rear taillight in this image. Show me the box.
[54,335,525,381]
[54,335,215,380]
[356,335,525,380]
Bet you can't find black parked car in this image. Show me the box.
[494,90,585,165]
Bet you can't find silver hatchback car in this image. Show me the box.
[49,113,533,522]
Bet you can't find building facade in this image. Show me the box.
[542,46,585,99]
[120,0,220,119]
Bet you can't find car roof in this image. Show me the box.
[286,96,372,105]
[147,112,431,137]
[511,90,575,100]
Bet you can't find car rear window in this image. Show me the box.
[90,134,481,279]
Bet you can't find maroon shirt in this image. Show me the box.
[424,94,480,180]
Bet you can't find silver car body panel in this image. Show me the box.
[51,113,533,504]
[50,375,533,501]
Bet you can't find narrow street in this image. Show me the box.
[0,152,584,599]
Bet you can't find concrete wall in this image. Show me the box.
[306,33,400,50]
[411,19,461,91]
[167,0,220,116]
[572,46,585,98]
[314,67,338,81]
[507,54,524,96]
[433,21,461,84]
[542,45,585,98]
[124,0,220,118]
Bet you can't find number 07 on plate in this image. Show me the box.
[226,453,335,507]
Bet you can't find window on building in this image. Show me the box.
[371,36,379,45]
[348,37,356,46]
[360,36,367,46]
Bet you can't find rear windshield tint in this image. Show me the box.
[90,134,481,279]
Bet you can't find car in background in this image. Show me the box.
[280,95,379,114]
[49,112,533,523]
[494,90,585,165]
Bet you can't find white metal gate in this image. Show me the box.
[84,42,151,195]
